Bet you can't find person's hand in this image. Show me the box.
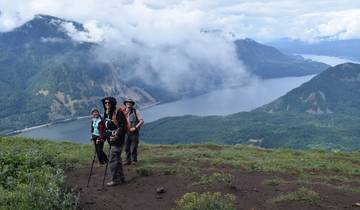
[109,135,117,142]
[130,127,136,132]
[96,138,100,144]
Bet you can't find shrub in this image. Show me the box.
[0,150,79,210]
[0,137,89,210]
[174,192,236,210]
[136,166,154,176]
[271,187,320,204]
[199,172,234,186]
[263,178,288,186]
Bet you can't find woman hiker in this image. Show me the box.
[101,96,127,186]
[90,107,108,165]
[123,97,144,165]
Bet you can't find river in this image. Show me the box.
[18,75,315,143]
[16,54,360,143]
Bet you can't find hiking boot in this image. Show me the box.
[124,161,131,165]
[106,181,117,187]
[106,181,121,187]
[106,178,126,187]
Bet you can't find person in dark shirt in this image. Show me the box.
[101,97,127,186]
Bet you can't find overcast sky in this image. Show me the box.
[1,0,360,42]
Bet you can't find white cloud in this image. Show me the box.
[1,0,359,93]
[1,0,360,41]
[61,21,105,43]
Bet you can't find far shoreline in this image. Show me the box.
[5,101,161,136]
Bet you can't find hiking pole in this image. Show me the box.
[87,148,97,187]
[102,143,112,189]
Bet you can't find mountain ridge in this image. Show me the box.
[0,14,329,133]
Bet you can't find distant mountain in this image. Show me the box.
[269,38,360,60]
[142,63,360,150]
[259,63,360,115]
[0,15,329,133]
[0,15,157,133]
[235,39,330,78]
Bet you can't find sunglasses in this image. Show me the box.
[104,101,111,104]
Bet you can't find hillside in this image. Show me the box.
[1,137,359,210]
[0,15,158,134]
[142,63,360,150]
[259,63,360,115]
[235,39,329,78]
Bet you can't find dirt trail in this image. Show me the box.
[66,164,360,210]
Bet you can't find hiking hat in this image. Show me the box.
[123,97,135,106]
[91,107,99,114]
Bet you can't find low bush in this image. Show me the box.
[174,192,236,210]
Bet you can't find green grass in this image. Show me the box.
[140,144,360,178]
[271,187,320,204]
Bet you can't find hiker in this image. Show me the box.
[101,97,127,186]
[90,107,108,165]
[123,98,144,165]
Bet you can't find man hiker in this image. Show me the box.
[123,97,144,165]
[90,107,108,165]
[101,97,127,186]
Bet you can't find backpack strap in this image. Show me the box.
[131,108,139,122]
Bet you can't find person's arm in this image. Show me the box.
[98,120,105,142]
[90,121,94,142]
[114,110,126,137]
[135,111,144,130]
[91,121,94,134]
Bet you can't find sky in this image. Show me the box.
[0,0,359,93]
[1,0,360,42]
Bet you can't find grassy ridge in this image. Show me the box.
[1,137,359,209]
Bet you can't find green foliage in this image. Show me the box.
[142,112,360,151]
[0,136,92,209]
[271,187,320,204]
[174,192,236,210]
[198,172,234,186]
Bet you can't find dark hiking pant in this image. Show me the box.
[109,144,125,182]
[125,133,139,163]
[92,135,108,164]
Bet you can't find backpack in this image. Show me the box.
[116,107,131,132]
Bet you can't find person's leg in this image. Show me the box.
[97,141,108,164]
[131,134,139,162]
[92,135,104,164]
[124,134,132,164]
[99,141,108,163]
[109,145,125,184]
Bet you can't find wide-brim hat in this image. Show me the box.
[123,98,135,105]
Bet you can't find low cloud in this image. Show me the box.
[1,0,360,93]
